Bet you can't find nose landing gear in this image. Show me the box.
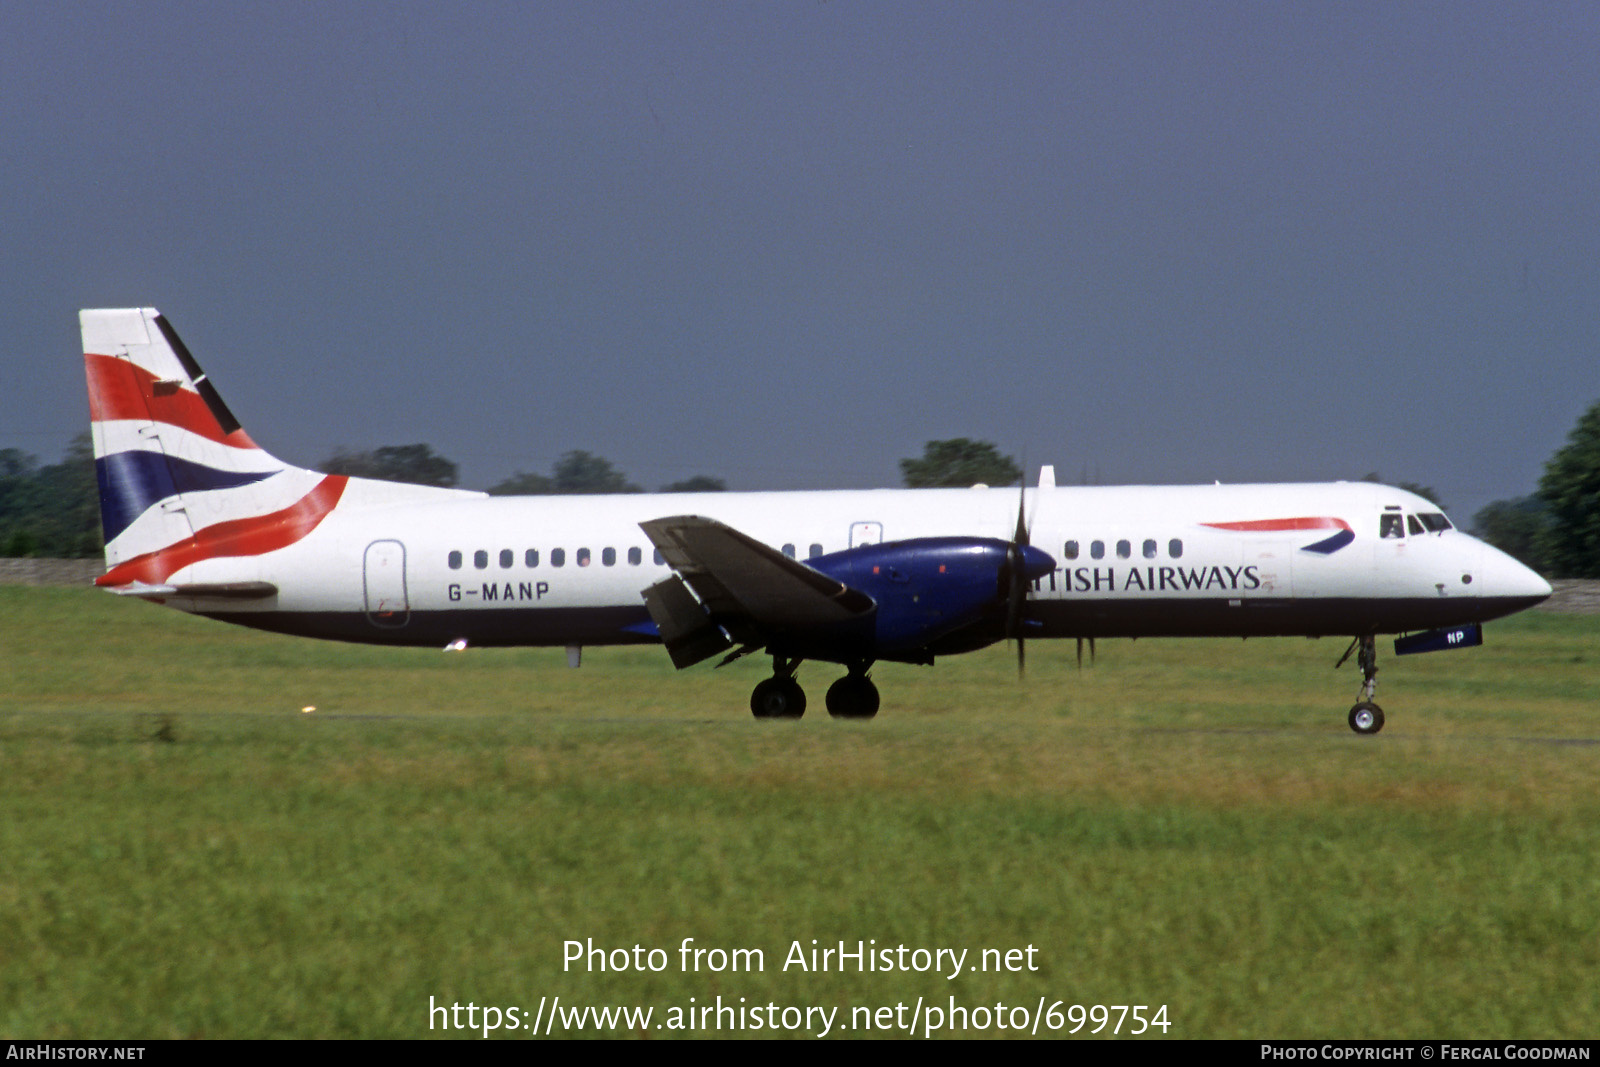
[1337,634,1385,735]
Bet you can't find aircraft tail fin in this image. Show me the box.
[82,308,466,589]
[83,308,294,560]
[82,308,483,588]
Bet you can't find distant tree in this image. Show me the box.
[0,449,32,554]
[484,452,645,495]
[1472,496,1551,575]
[1359,472,1446,511]
[552,451,641,494]
[2,530,37,557]
[323,443,459,487]
[486,470,555,496]
[660,475,726,493]
[0,450,38,551]
[1397,482,1445,510]
[0,434,101,558]
[1537,398,1600,578]
[0,448,35,479]
[900,439,1021,488]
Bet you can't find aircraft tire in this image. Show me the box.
[751,677,805,719]
[826,675,880,719]
[1348,701,1385,736]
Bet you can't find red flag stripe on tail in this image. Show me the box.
[98,475,348,586]
[85,353,259,449]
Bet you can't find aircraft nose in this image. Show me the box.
[1475,541,1553,607]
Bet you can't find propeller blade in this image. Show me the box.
[1006,477,1031,676]
[1002,468,1057,681]
[1014,481,1030,547]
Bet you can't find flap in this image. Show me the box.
[639,515,874,630]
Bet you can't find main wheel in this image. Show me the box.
[1348,701,1385,735]
[825,675,880,719]
[751,677,806,719]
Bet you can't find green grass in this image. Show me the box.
[2,586,1598,1038]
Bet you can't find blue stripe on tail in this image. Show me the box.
[96,451,275,541]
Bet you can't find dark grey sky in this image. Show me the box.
[5,2,1597,520]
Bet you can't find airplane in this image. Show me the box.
[80,307,1553,733]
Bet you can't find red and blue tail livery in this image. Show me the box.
[80,308,1552,733]
[83,308,471,591]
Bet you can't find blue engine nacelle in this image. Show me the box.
[808,537,1056,662]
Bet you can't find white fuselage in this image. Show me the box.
[170,480,1549,650]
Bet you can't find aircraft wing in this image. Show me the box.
[639,515,875,667]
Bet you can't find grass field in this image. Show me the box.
[2,585,1597,1039]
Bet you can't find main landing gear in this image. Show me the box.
[1337,634,1385,736]
[825,664,879,720]
[749,657,880,720]
[750,656,805,719]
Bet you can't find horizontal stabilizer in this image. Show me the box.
[104,580,279,600]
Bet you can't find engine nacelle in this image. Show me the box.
[809,536,1056,661]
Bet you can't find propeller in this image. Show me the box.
[996,465,1058,677]
[1003,475,1036,676]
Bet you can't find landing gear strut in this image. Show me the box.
[825,663,879,719]
[1341,634,1385,736]
[750,656,805,719]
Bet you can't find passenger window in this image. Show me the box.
[473,550,488,569]
[499,549,513,569]
[1379,514,1404,539]
[551,548,566,567]
[1142,539,1157,559]
[1063,540,1079,560]
[1169,539,1183,559]
[577,548,591,567]
[602,547,616,566]
[1116,540,1131,559]
[525,549,539,568]
[628,547,642,565]
[1407,515,1425,536]
[653,549,664,565]
[1090,541,1105,560]
[809,544,823,559]
[782,543,796,559]
[448,550,462,570]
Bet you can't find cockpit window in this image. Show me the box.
[1407,514,1425,536]
[1379,514,1404,539]
[1418,512,1453,533]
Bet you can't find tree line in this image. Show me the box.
[5,412,1599,578]
[1471,399,1600,578]
[321,444,730,495]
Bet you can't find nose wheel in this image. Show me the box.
[1338,634,1384,735]
[1348,701,1385,735]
